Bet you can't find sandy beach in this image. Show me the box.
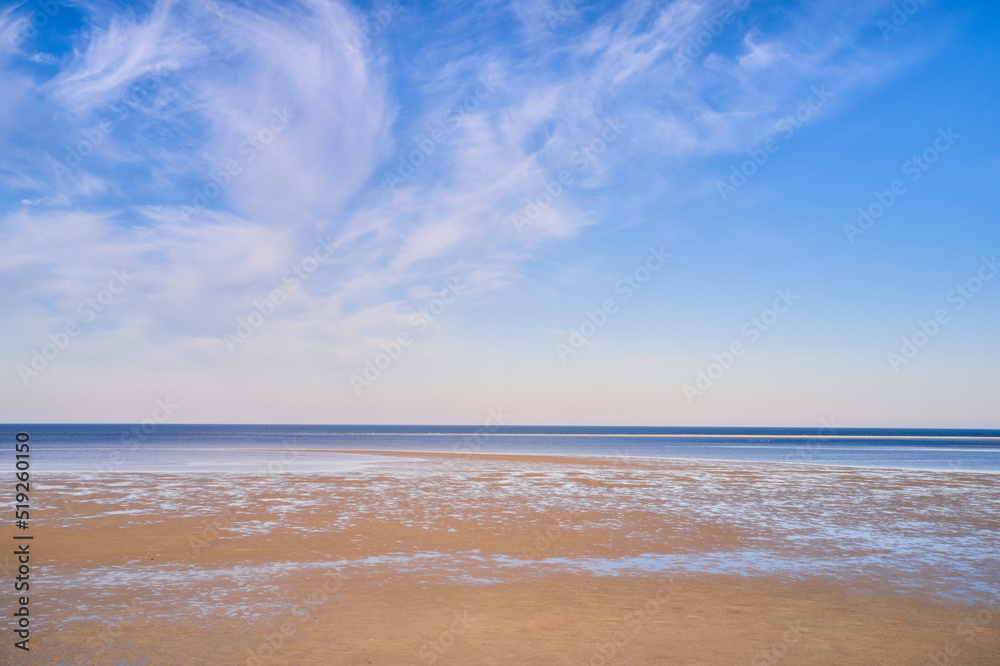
[9,451,1000,664]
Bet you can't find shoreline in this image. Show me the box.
[239,447,1000,474]
[16,450,1000,663]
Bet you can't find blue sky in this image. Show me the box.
[1,0,998,426]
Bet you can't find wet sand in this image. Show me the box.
[8,452,1000,664]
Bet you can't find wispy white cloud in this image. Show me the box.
[47,0,203,109]
[0,0,955,421]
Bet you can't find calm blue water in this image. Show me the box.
[13,425,1000,608]
[4,424,1000,473]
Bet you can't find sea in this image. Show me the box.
[9,424,1000,610]
[5,423,1000,473]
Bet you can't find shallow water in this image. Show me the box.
[8,423,1000,472]
[34,455,1000,607]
